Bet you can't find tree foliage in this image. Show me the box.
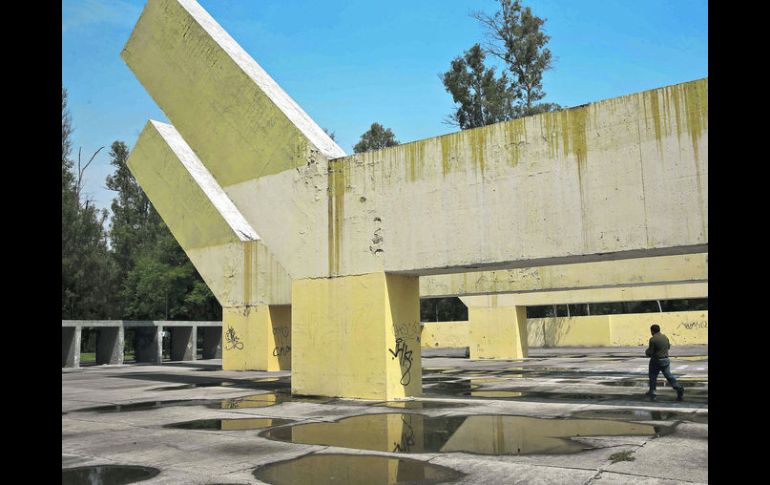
[442,44,516,129]
[473,0,557,117]
[443,0,559,129]
[353,123,399,153]
[61,87,118,319]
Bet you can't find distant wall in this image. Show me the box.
[421,322,469,349]
[420,311,707,349]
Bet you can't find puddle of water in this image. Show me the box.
[164,417,293,430]
[469,390,526,398]
[62,465,160,485]
[371,401,469,409]
[253,453,462,485]
[260,413,666,455]
[152,382,237,391]
[571,409,708,424]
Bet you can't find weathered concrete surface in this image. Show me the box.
[122,0,344,280]
[421,254,707,298]
[169,326,195,361]
[222,304,291,371]
[127,121,291,307]
[134,326,163,364]
[62,347,707,484]
[62,326,81,368]
[292,272,422,400]
[122,0,707,280]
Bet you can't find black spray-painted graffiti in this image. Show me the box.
[678,321,708,330]
[392,415,416,453]
[225,326,244,351]
[272,326,291,357]
[393,322,420,341]
[389,337,413,386]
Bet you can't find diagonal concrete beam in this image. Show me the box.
[420,253,707,298]
[127,120,290,307]
[122,0,344,279]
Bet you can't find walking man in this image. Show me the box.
[645,324,685,401]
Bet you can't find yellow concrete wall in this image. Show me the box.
[291,272,421,399]
[469,306,528,359]
[222,305,291,371]
[609,311,708,346]
[420,322,469,349]
[526,311,708,347]
[527,316,611,347]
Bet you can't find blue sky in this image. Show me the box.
[62,0,708,215]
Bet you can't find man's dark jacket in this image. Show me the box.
[645,332,671,359]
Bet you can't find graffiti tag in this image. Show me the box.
[272,326,291,357]
[225,326,244,351]
[392,415,416,453]
[678,321,707,330]
[388,337,413,386]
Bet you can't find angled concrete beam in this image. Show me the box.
[421,253,707,298]
[127,120,290,307]
[122,0,344,279]
[127,120,293,370]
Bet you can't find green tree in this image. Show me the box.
[61,87,118,319]
[442,44,516,129]
[105,140,220,321]
[353,123,399,153]
[473,0,558,117]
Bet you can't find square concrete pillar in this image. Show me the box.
[170,326,196,361]
[62,326,81,368]
[134,326,163,364]
[199,326,222,359]
[468,303,529,359]
[222,305,291,371]
[292,272,421,400]
[96,327,124,365]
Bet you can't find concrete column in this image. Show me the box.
[62,326,81,368]
[199,327,222,359]
[291,272,421,400]
[465,296,529,360]
[96,327,124,365]
[170,326,196,361]
[134,326,163,364]
[222,305,291,371]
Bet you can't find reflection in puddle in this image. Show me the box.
[469,390,525,398]
[599,379,707,388]
[371,401,469,409]
[62,465,160,485]
[164,417,293,430]
[571,409,708,424]
[261,413,665,455]
[253,453,462,485]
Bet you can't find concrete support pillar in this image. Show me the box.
[134,326,163,364]
[96,327,124,365]
[62,326,81,368]
[170,326,196,361]
[291,272,421,400]
[465,296,529,359]
[199,327,222,359]
[222,305,292,371]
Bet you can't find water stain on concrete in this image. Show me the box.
[260,413,668,455]
[252,453,463,485]
[164,417,293,430]
[62,465,160,485]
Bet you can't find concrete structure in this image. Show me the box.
[61,321,222,368]
[121,0,707,398]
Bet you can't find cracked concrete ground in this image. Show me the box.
[62,346,707,484]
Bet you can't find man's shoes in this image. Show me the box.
[644,391,656,401]
[676,386,685,401]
